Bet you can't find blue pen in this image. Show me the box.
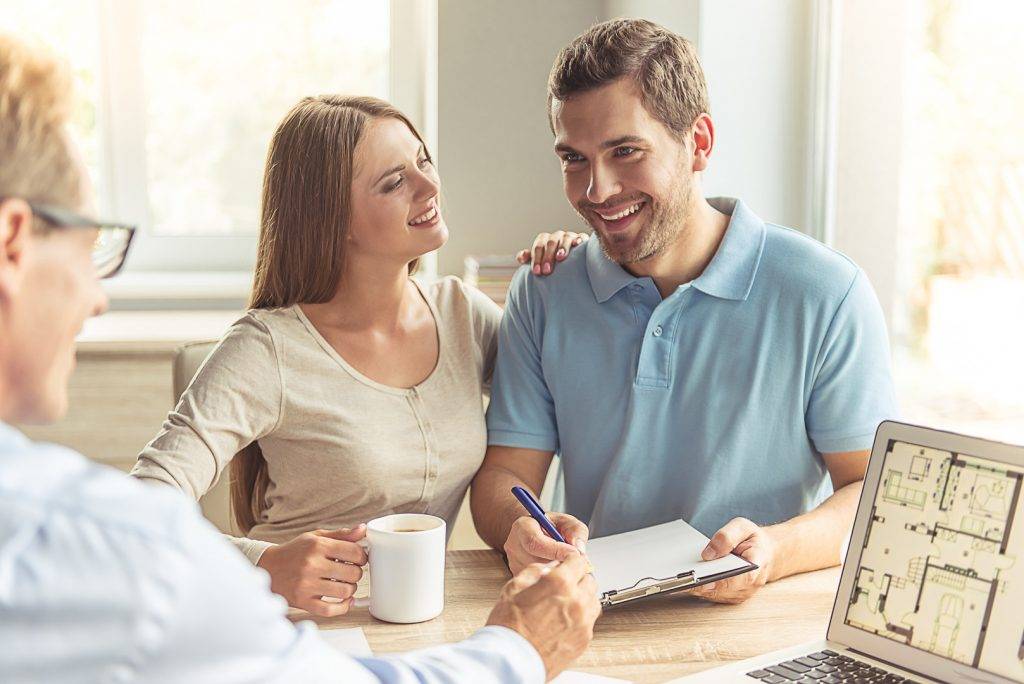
[511,486,567,543]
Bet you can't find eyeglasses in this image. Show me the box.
[27,202,136,279]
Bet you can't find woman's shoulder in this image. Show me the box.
[235,305,308,336]
[420,275,501,321]
[209,306,302,363]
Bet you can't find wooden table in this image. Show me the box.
[304,550,841,683]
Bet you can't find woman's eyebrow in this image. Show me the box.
[375,145,427,184]
[375,163,405,185]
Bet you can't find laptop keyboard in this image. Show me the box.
[744,649,922,683]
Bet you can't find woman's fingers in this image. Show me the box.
[521,230,588,273]
[306,596,354,618]
[556,231,577,261]
[317,557,363,584]
[540,232,564,272]
[314,578,357,601]
[532,233,550,274]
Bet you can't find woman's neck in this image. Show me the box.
[305,256,417,332]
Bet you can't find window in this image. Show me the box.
[837,0,1024,444]
[5,0,395,272]
[893,0,1024,444]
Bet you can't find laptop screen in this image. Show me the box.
[843,438,1024,682]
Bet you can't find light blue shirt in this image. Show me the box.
[0,422,544,684]
[487,197,897,538]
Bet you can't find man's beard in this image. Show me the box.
[577,170,694,266]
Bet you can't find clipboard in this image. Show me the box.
[585,519,758,609]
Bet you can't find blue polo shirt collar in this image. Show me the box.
[586,196,766,303]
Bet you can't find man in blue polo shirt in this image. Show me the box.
[471,18,896,604]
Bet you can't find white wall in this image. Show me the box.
[436,0,604,276]
[832,0,908,328]
[436,0,819,275]
[698,1,814,232]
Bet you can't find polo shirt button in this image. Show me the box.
[652,325,663,337]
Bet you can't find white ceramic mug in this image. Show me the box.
[353,513,446,624]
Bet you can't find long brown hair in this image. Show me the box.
[231,95,429,534]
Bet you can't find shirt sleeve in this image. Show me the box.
[485,267,560,453]
[130,314,284,500]
[354,626,545,684]
[147,493,546,683]
[461,280,504,390]
[805,268,898,454]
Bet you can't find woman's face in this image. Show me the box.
[347,117,447,266]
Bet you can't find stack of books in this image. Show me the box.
[463,254,522,306]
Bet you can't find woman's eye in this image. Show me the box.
[562,153,583,164]
[614,146,637,157]
[385,176,403,192]
[417,156,432,169]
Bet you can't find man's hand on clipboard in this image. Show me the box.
[686,516,778,604]
[504,511,590,575]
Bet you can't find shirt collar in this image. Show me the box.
[692,197,766,301]
[0,420,30,452]
[585,196,766,303]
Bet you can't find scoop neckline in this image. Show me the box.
[293,278,445,396]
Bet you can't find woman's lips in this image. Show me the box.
[408,204,440,229]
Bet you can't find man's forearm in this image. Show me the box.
[470,464,533,551]
[765,480,863,580]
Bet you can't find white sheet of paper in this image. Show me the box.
[551,672,632,683]
[585,519,752,596]
[318,627,373,657]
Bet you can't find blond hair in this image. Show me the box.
[0,33,82,214]
[233,94,427,533]
[547,18,709,140]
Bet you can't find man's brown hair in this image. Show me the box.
[547,18,709,140]
[0,34,83,215]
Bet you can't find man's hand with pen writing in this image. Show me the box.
[504,511,590,575]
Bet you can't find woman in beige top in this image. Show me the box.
[130,95,584,617]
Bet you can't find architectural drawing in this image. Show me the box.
[845,440,1024,680]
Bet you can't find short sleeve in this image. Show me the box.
[806,269,898,453]
[131,314,284,500]
[462,282,504,388]
[485,268,559,453]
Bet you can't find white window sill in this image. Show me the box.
[101,271,253,307]
[76,310,242,354]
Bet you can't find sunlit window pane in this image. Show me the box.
[3,0,104,205]
[137,0,389,235]
[896,0,1024,443]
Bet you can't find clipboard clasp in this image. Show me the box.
[599,570,697,608]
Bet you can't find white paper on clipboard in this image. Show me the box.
[585,519,756,607]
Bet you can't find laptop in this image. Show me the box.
[670,420,1024,684]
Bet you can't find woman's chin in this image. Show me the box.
[414,221,449,255]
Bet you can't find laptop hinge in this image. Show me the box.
[845,647,942,683]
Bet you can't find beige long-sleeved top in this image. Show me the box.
[131,276,501,563]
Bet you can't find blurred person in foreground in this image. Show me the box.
[0,33,599,683]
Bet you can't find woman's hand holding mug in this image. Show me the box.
[257,524,368,617]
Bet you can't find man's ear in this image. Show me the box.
[691,113,715,173]
[0,198,35,301]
